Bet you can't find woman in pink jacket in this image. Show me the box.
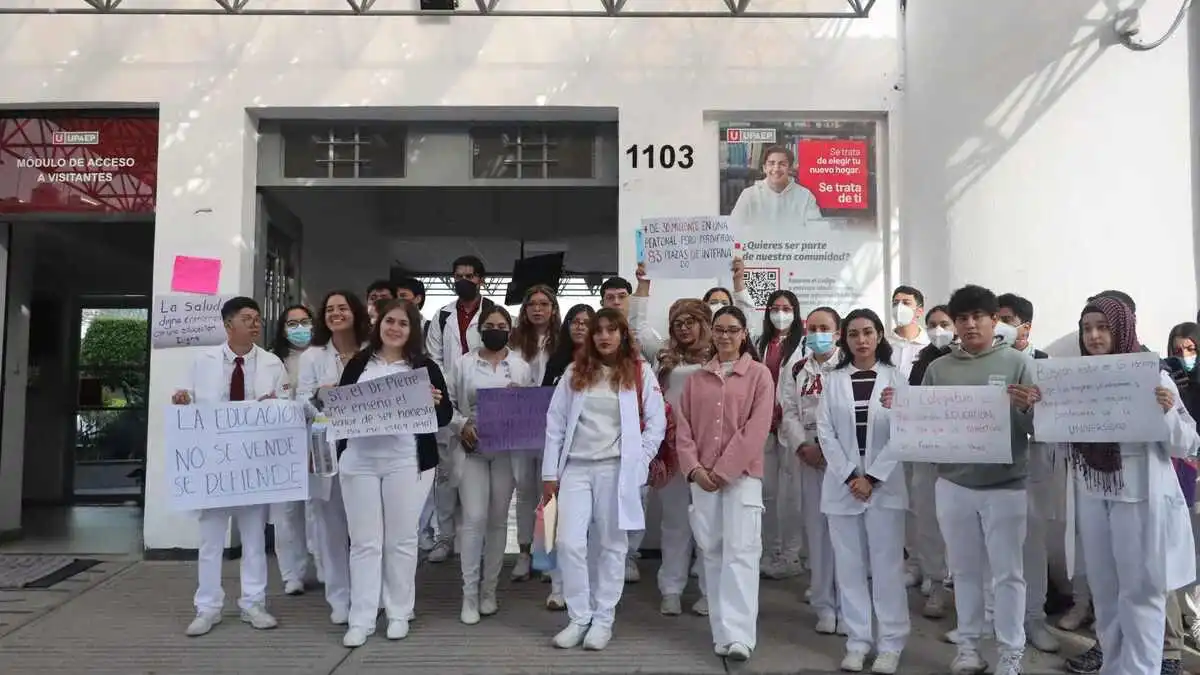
[675,305,776,663]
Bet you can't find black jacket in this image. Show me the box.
[908,343,950,386]
[334,350,454,473]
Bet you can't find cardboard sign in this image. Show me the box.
[151,294,233,349]
[476,386,555,453]
[890,386,1013,463]
[1034,352,1167,443]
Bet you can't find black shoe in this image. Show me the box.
[1065,645,1103,674]
[1162,658,1183,675]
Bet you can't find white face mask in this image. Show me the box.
[929,327,953,349]
[709,301,728,313]
[994,322,1018,347]
[892,303,915,327]
[769,311,794,331]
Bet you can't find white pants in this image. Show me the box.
[459,452,515,595]
[312,478,351,615]
[1077,494,1167,675]
[434,438,461,547]
[905,463,946,581]
[1177,511,1199,622]
[829,508,910,654]
[799,464,838,620]
[558,459,628,629]
[627,486,648,559]
[657,471,706,597]
[1024,475,1055,622]
[271,500,314,584]
[936,479,1027,653]
[512,454,540,548]
[195,505,269,613]
[762,435,803,559]
[691,476,763,650]
[340,465,433,630]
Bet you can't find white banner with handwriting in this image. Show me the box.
[889,386,1012,463]
[318,368,438,441]
[1033,352,1167,443]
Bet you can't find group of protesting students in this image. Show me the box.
[171,252,1200,675]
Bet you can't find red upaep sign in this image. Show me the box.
[796,138,869,210]
[0,116,158,214]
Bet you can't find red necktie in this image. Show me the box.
[230,356,246,402]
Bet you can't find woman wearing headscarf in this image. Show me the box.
[1057,296,1199,674]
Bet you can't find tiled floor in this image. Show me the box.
[0,505,143,556]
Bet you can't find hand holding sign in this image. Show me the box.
[1007,384,1041,411]
[1157,386,1175,413]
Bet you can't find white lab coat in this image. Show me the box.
[181,343,287,406]
[426,299,489,374]
[815,364,907,515]
[541,363,667,531]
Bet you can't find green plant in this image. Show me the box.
[80,317,148,368]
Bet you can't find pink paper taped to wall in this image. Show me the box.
[171,255,221,295]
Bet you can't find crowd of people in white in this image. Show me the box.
[171,254,1200,675]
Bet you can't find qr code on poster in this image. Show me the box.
[744,267,781,309]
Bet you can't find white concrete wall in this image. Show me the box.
[0,8,899,550]
[0,228,33,535]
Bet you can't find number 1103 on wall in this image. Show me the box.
[625,144,695,169]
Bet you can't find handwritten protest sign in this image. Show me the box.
[639,216,734,279]
[890,386,1013,463]
[1033,352,1167,443]
[152,294,233,349]
[476,386,555,454]
[318,368,437,441]
[165,399,309,511]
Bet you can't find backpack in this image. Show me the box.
[639,359,677,489]
[437,297,496,336]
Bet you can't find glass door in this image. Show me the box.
[71,296,150,503]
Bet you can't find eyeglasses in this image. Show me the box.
[570,319,590,328]
[713,327,743,337]
[671,318,698,331]
[284,320,313,329]
[232,315,262,327]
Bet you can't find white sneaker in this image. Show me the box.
[714,643,730,657]
[240,604,278,630]
[330,607,349,625]
[1025,620,1059,653]
[545,591,566,611]
[840,648,868,672]
[283,579,305,596]
[920,577,933,597]
[185,611,222,637]
[418,529,436,552]
[815,614,837,634]
[660,594,682,616]
[386,618,409,640]
[995,649,1023,675]
[904,567,921,587]
[871,651,901,674]
[726,642,751,661]
[1057,602,1092,631]
[691,596,709,616]
[479,589,498,616]
[804,586,813,603]
[427,540,452,563]
[624,558,640,583]
[461,594,480,625]
[583,624,612,650]
[836,619,848,636]
[342,626,370,648]
[950,648,988,675]
[923,584,948,619]
[553,622,589,648]
[511,553,532,581]
[759,553,782,578]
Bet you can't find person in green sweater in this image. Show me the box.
[883,284,1040,675]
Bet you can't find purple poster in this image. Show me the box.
[476,386,555,454]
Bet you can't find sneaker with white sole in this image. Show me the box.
[330,607,349,625]
[920,577,933,597]
[726,642,751,661]
[815,614,837,634]
[583,624,612,650]
[1025,620,1059,653]
[804,586,813,603]
[480,589,498,616]
[840,648,868,672]
[692,596,709,616]
[950,648,988,675]
[511,553,532,581]
[461,594,481,625]
[283,579,305,596]
[240,604,278,630]
[904,567,921,587]
[836,619,848,636]
[342,626,371,648]
[624,558,640,583]
[553,622,589,648]
[760,553,784,579]
[185,611,222,637]
[660,594,682,616]
[1057,602,1092,631]
[546,591,566,611]
[871,651,901,674]
[714,643,730,656]
[995,649,1023,675]
[386,618,409,640]
[923,584,948,619]
[427,540,452,563]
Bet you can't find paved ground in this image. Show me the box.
[3,553,1188,675]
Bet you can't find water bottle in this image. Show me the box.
[309,421,338,478]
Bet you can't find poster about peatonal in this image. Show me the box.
[719,120,883,315]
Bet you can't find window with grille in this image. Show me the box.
[471,125,597,179]
[263,227,298,339]
[414,274,608,320]
[282,123,407,179]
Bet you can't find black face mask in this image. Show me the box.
[480,329,509,352]
[454,278,479,301]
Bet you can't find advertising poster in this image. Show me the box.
[719,120,883,315]
[0,115,159,214]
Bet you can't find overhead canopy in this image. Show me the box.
[2,0,876,19]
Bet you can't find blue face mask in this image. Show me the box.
[1185,355,1197,372]
[286,326,312,348]
[807,331,835,355]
